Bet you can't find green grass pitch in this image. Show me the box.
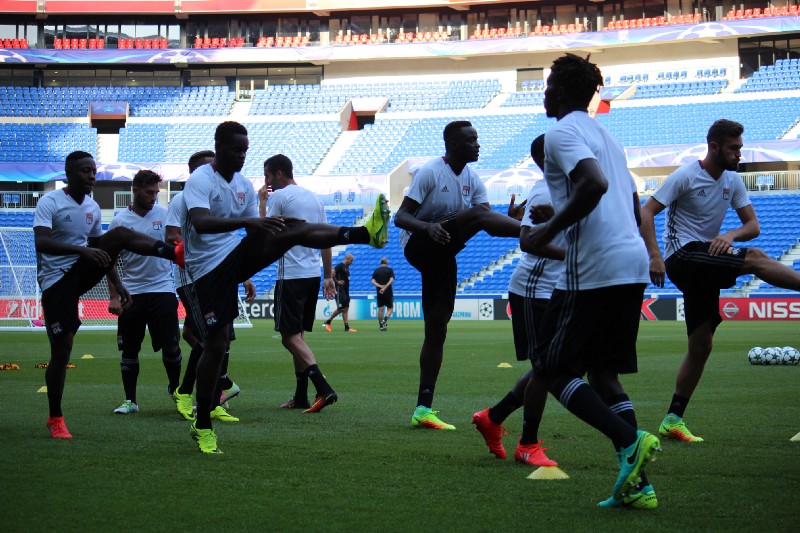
[1,320,798,531]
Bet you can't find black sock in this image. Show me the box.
[120,357,140,403]
[162,349,182,393]
[305,364,334,396]
[195,395,212,428]
[417,383,435,408]
[152,240,175,260]
[178,343,203,395]
[552,377,636,450]
[294,371,309,402]
[344,322,350,331]
[667,394,690,418]
[337,226,369,245]
[489,391,523,425]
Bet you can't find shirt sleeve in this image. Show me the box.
[730,174,751,210]
[33,195,55,229]
[265,190,282,217]
[89,205,103,238]
[108,213,121,231]
[405,166,436,205]
[653,168,689,207]
[183,173,211,211]
[546,124,596,179]
[166,196,181,227]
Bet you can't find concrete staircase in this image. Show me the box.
[314,130,360,175]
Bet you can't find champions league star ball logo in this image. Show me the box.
[146,50,208,64]
[0,49,27,63]
[479,301,494,319]
[677,23,740,40]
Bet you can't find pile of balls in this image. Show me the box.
[748,346,800,365]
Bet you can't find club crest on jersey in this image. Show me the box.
[462,185,471,197]
[152,220,163,230]
[237,192,246,206]
[722,188,730,200]
[85,213,94,224]
[204,312,218,327]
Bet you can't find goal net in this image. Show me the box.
[0,227,252,331]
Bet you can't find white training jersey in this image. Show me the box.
[265,183,327,279]
[653,161,751,260]
[399,157,488,248]
[507,180,566,299]
[182,164,258,280]
[33,189,103,291]
[166,191,190,289]
[544,110,649,290]
[108,205,174,295]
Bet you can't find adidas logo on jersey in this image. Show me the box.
[440,186,449,192]
[63,215,72,222]
[212,195,222,202]
[697,189,706,197]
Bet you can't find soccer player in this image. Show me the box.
[394,120,520,430]
[107,170,182,415]
[640,119,800,443]
[262,154,338,412]
[165,150,250,423]
[34,151,179,438]
[371,257,394,331]
[526,54,660,507]
[323,254,356,332]
[472,134,563,467]
[181,121,389,453]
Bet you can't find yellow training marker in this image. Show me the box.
[37,386,48,393]
[497,363,512,368]
[81,354,94,359]
[527,466,569,480]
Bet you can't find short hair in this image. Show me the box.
[443,120,473,143]
[65,151,93,171]
[264,154,293,179]
[188,150,215,173]
[530,134,545,171]
[132,169,162,188]
[707,119,744,145]
[214,121,248,145]
[380,257,388,265]
[345,253,354,261]
[549,53,604,107]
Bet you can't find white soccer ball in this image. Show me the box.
[781,346,800,366]
[747,347,763,365]
[762,347,782,365]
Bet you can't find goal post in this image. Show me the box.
[0,227,252,331]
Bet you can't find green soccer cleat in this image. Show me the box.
[598,483,658,510]
[659,414,704,442]
[210,405,239,423]
[411,406,455,430]
[190,421,222,454]
[220,382,241,405]
[113,400,139,414]
[612,430,661,500]
[363,194,390,248]
[172,390,195,421]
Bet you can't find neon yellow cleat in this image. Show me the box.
[363,194,390,248]
[411,406,455,430]
[190,421,222,454]
[659,414,704,442]
[210,405,239,423]
[612,430,661,500]
[172,390,195,421]
[598,484,658,510]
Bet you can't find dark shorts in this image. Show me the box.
[274,277,320,335]
[335,287,350,309]
[41,255,111,341]
[176,284,198,335]
[534,284,646,377]
[117,292,179,353]
[403,216,464,318]
[376,292,393,309]
[191,232,281,334]
[509,292,549,362]
[666,241,748,336]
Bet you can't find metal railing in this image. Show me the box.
[0,191,41,208]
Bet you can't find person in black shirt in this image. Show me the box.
[323,254,356,332]
[371,257,395,331]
